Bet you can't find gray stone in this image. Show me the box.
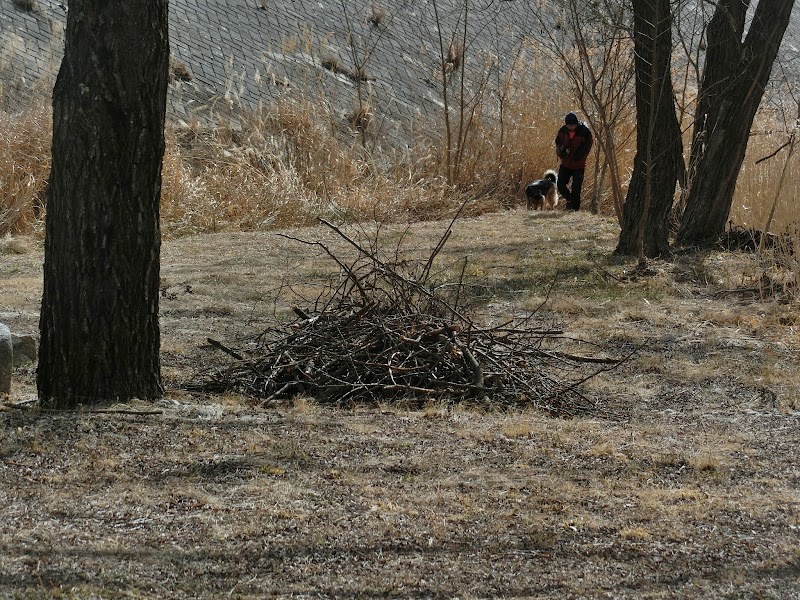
[0,325,37,397]
[0,323,11,396]
[12,333,37,367]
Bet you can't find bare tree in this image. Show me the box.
[428,0,520,187]
[615,0,684,258]
[540,0,636,222]
[430,0,470,186]
[677,0,796,245]
[38,0,169,407]
[336,0,404,150]
[669,1,714,225]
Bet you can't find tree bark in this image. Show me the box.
[676,0,795,245]
[616,0,684,258]
[686,0,747,180]
[38,0,169,407]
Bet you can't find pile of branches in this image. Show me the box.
[198,220,628,417]
[720,224,795,255]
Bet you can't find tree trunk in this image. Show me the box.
[38,0,169,407]
[686,0,747,179]
[676,0,795,245]
[616,0,684,258]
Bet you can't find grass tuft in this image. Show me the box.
[368,4,385,27]
[0,102,50,237]
[0,235,30,254]
[169,55,193,82]
[11,0,38,12]
[691,452,721,473]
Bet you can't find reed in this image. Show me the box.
[0,86,796,248]
[0,101,50,236]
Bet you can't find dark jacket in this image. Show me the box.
[555,122,593,170]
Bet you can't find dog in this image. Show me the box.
[525,169,559,210]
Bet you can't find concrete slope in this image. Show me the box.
[2,0,798,142]
[1,0,544,144]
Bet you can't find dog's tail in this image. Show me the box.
[544,169,558,183]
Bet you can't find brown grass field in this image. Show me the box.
[3,12,800,596]
[1,210,799,599]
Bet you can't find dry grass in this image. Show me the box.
[2,73,794,244]
[168,55,193,83]
[0,60,578,241]
[3,17,800,597]
[159,100,491,236]
[2,61,800,301]
[0,101,49,236]
[11,0,38,12]
[2,211,800,598]
[368,3,385,27]
[731,134,800,232]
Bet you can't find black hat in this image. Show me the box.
[565,112,579,125]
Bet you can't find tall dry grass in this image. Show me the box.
[0,85,796,248]
[731,131,799,234]
[0,101,50,236]
[0,90,572,240]
[729,129,800,298]
[158,100,474,237]
[411,40,576,203]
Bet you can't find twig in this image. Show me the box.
[87,409,165,415]
[541,348,637,404]
[550,351,623,364]
[318,219,471,323]
[3,398,38,409]
[36,408,165,415]
[207,337,245,361]
[261,382,293,405]
[277,233,370,303]
[755,135,794,164]
[419,193,472,283]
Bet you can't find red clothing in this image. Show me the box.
[555,123,593,170]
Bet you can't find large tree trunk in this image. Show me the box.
[676,0,795,245]
[686,0,747,180]
[616,0,684,258]
[38,0,169,407]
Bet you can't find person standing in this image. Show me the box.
[555,112,593,211]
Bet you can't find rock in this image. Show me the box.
[11,333,37,366]
[0,325,37,396]
[0,323,11,395]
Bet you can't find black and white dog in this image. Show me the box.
[525,169,559,210]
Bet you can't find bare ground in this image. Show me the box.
[1,211,799,599]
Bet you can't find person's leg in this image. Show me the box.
[569,169,585,211]
[557,165,573,206]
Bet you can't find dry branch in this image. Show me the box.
[193,221,628,417]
